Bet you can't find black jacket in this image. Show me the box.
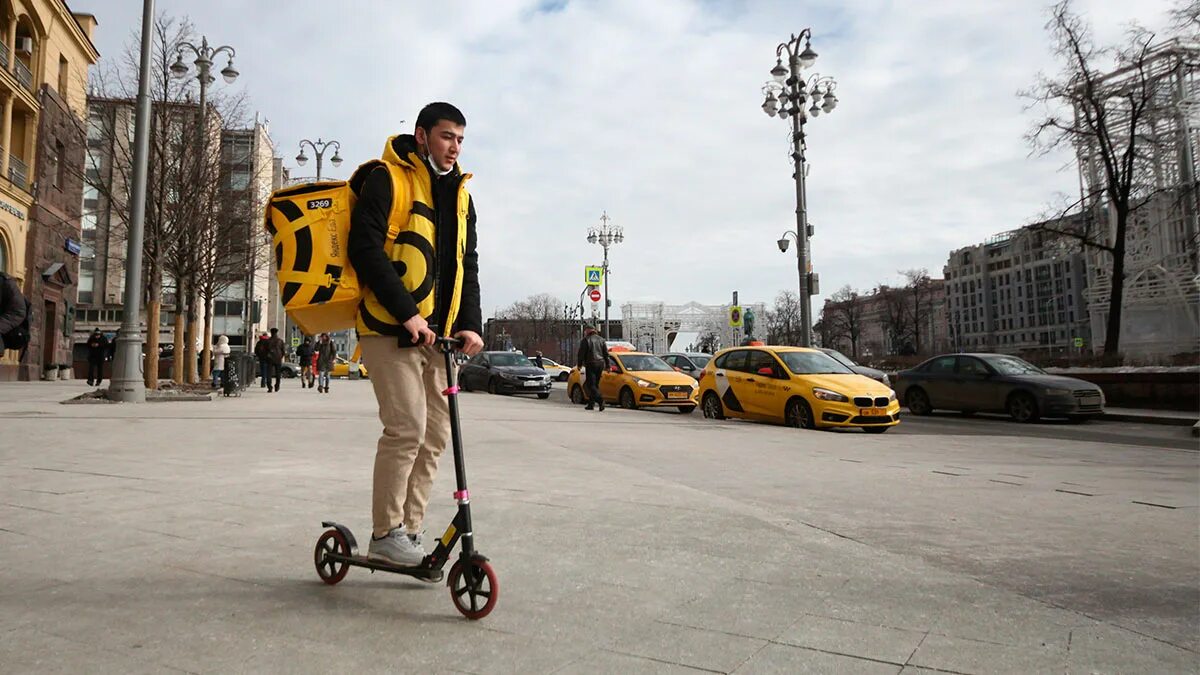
[577,334,609,368]
[86,334,109,362]
[296,341,314,361]
[348,134,482,348]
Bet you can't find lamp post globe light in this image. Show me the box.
[295,137,343,181]
[170,35,241,360]
[586,211,623,339]
[761,28,837,348]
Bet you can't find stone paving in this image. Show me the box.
[0,380,1196,674]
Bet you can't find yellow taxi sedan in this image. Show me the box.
[331,356,368,379]
[567,351,699,413]
[697,346,899,433]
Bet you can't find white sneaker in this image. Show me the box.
[368,527,424,566]
[408,531,427,556]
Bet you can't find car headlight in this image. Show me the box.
[500,372,519,381]
[813,387,848,402]
[636,379,654,388]
[1044,388,1071,396]
[888,390,897,402]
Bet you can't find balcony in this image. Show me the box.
[13,59,31,92]
[8,153,27,190]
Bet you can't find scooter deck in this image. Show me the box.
[329,553,444,582]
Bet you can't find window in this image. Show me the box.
[714,350,748,372]
[57,54,68,94]
[746,351,781,377]
[229,169,250,190]
[956,356,990,376]
[925,356,956,374]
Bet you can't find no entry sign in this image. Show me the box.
[588,288,602,302]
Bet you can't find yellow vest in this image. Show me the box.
[356,136,473,337]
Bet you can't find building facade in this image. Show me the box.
[944,223,1090,357]
[0,1,96,381]
[819,281,950,361]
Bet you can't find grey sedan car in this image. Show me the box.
[894,353,1105,423]
[817,348,890,387]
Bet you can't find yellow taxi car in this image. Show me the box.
[331,356,368,379]
[567,351,699,413]
[697,345,899,433]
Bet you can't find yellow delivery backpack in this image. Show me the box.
[263,163,399,335]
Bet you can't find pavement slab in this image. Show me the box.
[0,381,1196,674]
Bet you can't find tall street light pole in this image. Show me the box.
[761,29,838,348]
[171,36,238,355]
[586,211,623,340]
[295,137,343,181]
[108,0,156,403]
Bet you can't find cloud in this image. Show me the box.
[83,0,1178,318]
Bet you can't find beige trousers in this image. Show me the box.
[360,336,452,538]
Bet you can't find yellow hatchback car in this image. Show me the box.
[697,346,899,432]
[567,351,699,413]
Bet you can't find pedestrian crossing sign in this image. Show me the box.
[585,266,604,285]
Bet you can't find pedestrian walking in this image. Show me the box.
[533,351,544,369]
[315,333,336,393]
[86,328,109,386]
[211,335,230,388]
[576,325,608,411]
[254,333,270,388]
[265,328,286,392]
[296,336,315,389]
[348,102,484,566]
[0,271,29,355]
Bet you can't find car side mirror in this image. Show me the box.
[757,367,774,376]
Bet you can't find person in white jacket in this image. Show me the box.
[212,335,231,388]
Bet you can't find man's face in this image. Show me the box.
[416,119,465,172]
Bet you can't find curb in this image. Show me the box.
[1099,412,1198,428]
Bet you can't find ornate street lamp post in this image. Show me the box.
[295,137,343,181]
[762,29,838,347]
[586,211,624,339]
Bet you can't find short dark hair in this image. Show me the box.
[416,102,466,134]
[270,328,278,336]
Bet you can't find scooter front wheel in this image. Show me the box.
[448,558,498,619]
[314,529,350,585]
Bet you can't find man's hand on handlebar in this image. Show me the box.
[403,314,437,347]
[453,330,484,356]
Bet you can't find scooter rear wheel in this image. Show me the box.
[448,558,498,619]
[314,529,350,585]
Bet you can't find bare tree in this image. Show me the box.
[496,293,567,352]
[1023,0,1188,360]
[825,285,865,359]
[765,290,803,345]
[877,285,911,355]
[902,268,936,355]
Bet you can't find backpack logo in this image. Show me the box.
[307,198,333,210]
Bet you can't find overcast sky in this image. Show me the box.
[80,0,1177,320]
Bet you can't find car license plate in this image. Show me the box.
[861,407,886,416]
[667,391,688,399]
[523,380,541,387]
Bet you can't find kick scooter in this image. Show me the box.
[313,337,498,619]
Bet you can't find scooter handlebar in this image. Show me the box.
[435,337,463,350]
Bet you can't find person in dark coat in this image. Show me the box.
[575,325,609,411]
[253,333,270,388]
[86,328,109,386]
[296,336,315,389]
[315,333,337,393]
[265,327,286,392]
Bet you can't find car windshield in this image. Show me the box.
[986,356,1044,375]
[779,351,855,375]
[618,354,673,372]
[822,349,856,368]
[690,355,711,368]
[491,353,534,367]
